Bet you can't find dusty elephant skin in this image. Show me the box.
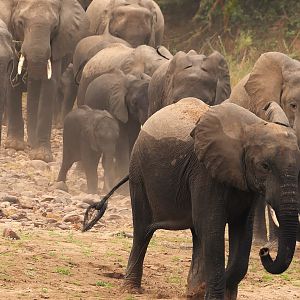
[0,0,89,162]
[148,50,231,116]
[57,106,119,194]
[84,69,150,179]
[228,52,300,244]
[0,19,14,146]
[86,0,164,47]
[106,98,300,299]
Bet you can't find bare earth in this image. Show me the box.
[0,126,299,300]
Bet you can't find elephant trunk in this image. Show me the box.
[260,172,298,274]
[292,116,300,144]
[21,24,52,80]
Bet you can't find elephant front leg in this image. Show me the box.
[225,206,255,300]
[102,152,116,192]
[253,197,268,244]
[187,228,206,299]
[5,84,25,150]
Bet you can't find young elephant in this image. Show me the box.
[57,106,119,194]
[84,69,150,179]
[91,98,300,299]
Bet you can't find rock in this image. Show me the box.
[34,222,44,228]
[41,195,55,202]
[46,218,57,224]
[1,195,20,204]
[29,160,50,172]
[0,201,11,208]
[58,223,70,230]
[2,228,20,240]
[11,212,27,220]
[0,208,7,218]
[62,213,81,223]
[107,214,122,221]
[76,202,89,209]
[52,181,69,192]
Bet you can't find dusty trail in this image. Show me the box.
[0,126,299,299]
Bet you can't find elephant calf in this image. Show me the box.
[57,106,119,194]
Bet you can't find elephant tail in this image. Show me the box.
[82,175,129,232]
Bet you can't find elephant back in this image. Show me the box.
[143,97,208,142]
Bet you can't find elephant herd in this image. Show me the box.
[0,0,299,299]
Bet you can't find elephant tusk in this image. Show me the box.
[47,59,52,80]
[18,54,25,75]
[298,213,300,223]
[269,207,279,227]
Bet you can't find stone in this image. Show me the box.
[1,195,20,204]
[29,160,50,172]
[2,228,20,240]
[62,213,81,223]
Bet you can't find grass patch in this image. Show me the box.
[261,274,273,282]
[95,281,113,288]
[55,267,71,276]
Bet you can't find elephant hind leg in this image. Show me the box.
[124,182,154,291]
[186,228,206,299]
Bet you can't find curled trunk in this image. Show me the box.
[260,172,298,274]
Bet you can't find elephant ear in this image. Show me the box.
[52,0,90,61]
[203,51,231,104]
[263,102,290,127]
[191,103,261,190]
[244,52,297,116]
[108,70,129,123]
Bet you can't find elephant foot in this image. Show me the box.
[5,137,25,151]
[122,281,143,294]
[30,146,53,162]
[186,281,206,299]
[225,287,238,300]
[52,181,69,193]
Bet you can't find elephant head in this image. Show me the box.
[244,52,300,141]
[85,69,150,125]
[164,50,231,106]
[192,103,300,274]
[87,0,163,47]
[5,0,89,80]
[83,106,119,153]
[0,19,14,144]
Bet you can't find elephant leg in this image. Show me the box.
[125,182,153,291]
[81,149,100,194]
[225,207,255,300]
[5,84,25,150]
[62,82,77,121]
[253,197,268,244]
[57,147,75,183]
[128,120,141,154]
[27,78,41,147]
[102,152,116,192]
[186,228,206,299]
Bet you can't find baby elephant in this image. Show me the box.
[57,106,119,194]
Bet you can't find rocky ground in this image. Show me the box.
[0,126,299,300]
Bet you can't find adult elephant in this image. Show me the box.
[84,69,150,179]
[77,43,173,105]
[0,19,14,145]
[0,0,89,162]
[88,98,300,299]
[148,50,231,115]
[228,52,300,242]
[86,0,164,47]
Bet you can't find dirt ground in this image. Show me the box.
[0,126,299,300]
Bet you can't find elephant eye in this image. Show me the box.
[290,103,297,110]
[260,162,271,172]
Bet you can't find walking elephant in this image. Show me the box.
[228,51,300,242]
[84,69,150,178]
[0,0,89,162]
[88,98,300,299]
[77,43,172,105]
[0,19,14,145]
[57,105,119,194]
[148,50,231,116]
[86,0,164,47]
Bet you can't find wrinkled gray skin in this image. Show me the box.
[77,43,172,105]
[84,69,150,179]
[148,50,231,116]
[125,97,300,299]
[0,19,14,145]
[57,106,119,194]
[77,0,93,10]
[228,52,300,243]
[0,0,89,162]
[86,0,164,47]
